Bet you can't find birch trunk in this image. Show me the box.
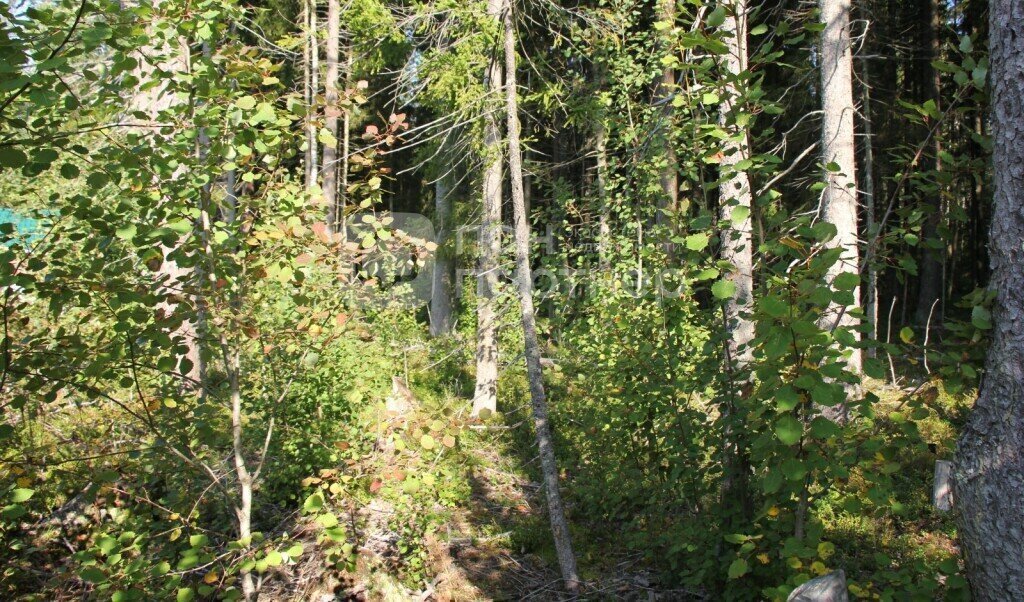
[954,1,1024,596]
[717,0,754,526]
[471,0,504,417]
[503,6,580,591]
[718,0,754,364]
[817,0,862,380]
[305,0,319,193]
[322,0,340,231]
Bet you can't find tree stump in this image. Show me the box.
[933,460,953,512]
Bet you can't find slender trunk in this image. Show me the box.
[594,65,611,269]
[224,337,255,599]
[595,118,611,269]
[655,0,677,243]
[302,0,312,190]
[914,0,944,326]
[954,1,1024,597]
[306,0,319,192]
[817,0,862,383]
[503,6,580,591]
[471,0,504,417]
[340,46,353,240]
[430,173,456,336]
[860,52,878,349]
[323,0,340,231]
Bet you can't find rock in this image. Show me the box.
[385,376,416,416]
[787,570,848,602]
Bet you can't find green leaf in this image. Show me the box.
[750,24,768,35]
[809,417,840,439]
[0,148,27,168]
[832,272,859,291]
[79,567,107,583]
[712,279,736,300]
[10,488,33,503]
[695,268,720,281]
[774,416,802,445]
[249,102,276,125]
[763,470,784,494]
[706,5,727,27]
[420,434,436,450]
[176,588,195,602]
[303,493,324,513]
[899,327,915,344]
[761,296,788,319]
[863,358,886,379]
[775,386,800,411]
[115,224,136,240]
[971,305,992,330]
[781,458,808,481]
[729,205,750,227]
[60,163,80,179]
[235,96,257,110]
[685,233,709,251]
[727,557,749,579]
[2,504,26,520]
[264,551,283,567]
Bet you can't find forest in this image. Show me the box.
[1,0,1022,599]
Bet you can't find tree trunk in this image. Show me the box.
[655,0,677,242]
[717,0,755,523]
[430,173,456,336]
[859,50,878,350]
[954,1,1024,597]
[128,20,204,392]
[914,0,944,326]
[503,6,580,591]
[718,0,755,365]
[817,0,862,380]
[593,66,611,269]
[471,0,504,417]
[305,0,319,193]
[322,0,340,231]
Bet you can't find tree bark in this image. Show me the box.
[503,5,580,591]
[655,0,678,241]
[430,173,456,336]
[718,0,755,365]
[471,0,504,417]
[954,1,1024,597]
[817,0,862,379]
[859,50,878,350]
[914,0,945,326]
[717,0,755,523]
[305,0,319,193]
[322,0,340,231]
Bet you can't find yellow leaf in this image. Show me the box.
[757,553,770,565]
[767,506,780,518]
[203,571,219,584]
